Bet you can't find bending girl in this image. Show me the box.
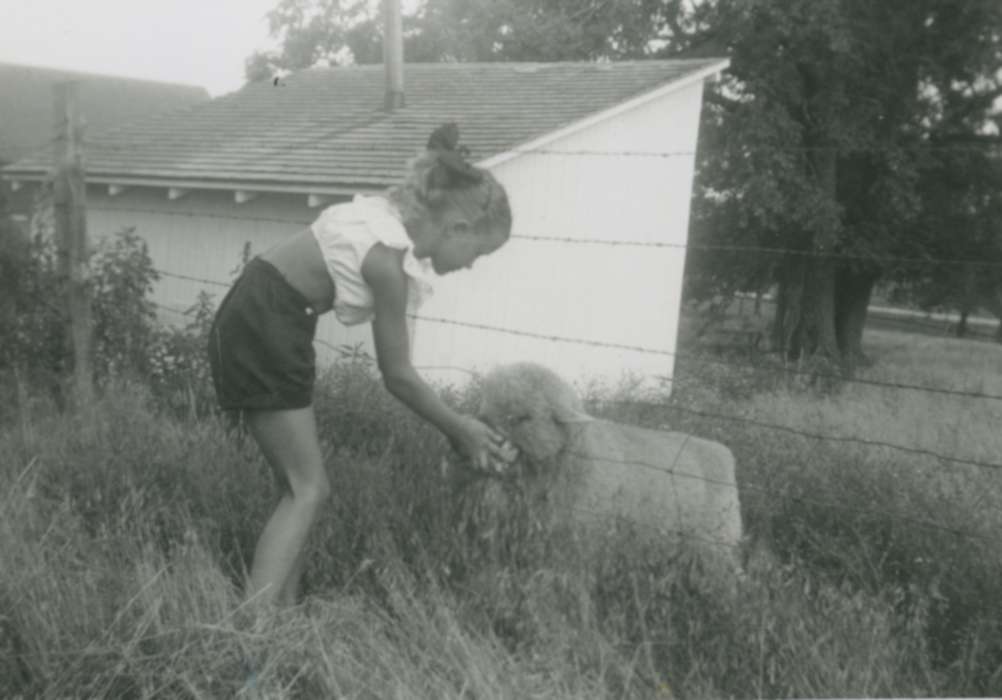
[208,124,513,606]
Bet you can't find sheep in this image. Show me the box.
[471,362,744,573]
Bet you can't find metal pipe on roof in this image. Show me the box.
[383,0,405,111]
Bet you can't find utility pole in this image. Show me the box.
[53,81,94,406]
[383,0,405,111]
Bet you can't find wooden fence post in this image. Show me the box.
[53,81,94,406]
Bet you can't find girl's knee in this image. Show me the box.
[291,467,331,505]
[312,473,332,503]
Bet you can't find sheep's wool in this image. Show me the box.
[476,363,744,571]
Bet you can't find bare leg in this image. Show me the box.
[245,406,330,607]
[279,549,308,606]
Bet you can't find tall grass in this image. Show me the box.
[2,330,1002,697]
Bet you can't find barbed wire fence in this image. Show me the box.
[141,249,1002,553]
[9,138,1002,556]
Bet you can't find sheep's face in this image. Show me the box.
[478,363,592,465]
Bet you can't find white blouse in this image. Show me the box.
[310,195,435,326]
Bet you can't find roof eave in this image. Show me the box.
[476,58,730,170]
[0,171,386,197]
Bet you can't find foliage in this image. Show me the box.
[145,290,218,419]
[889,140,1002,326]
[685,0,1002,364]
[0,226,218,417]
[0,220,65,386]
[245,0,699,80]
[4,333,1002,696]
[89,227,160,377]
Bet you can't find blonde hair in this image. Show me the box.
[388,149,512,242]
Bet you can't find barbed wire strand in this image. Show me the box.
[510,234,1002,269]
[156,269,231,289]
[82,205,1002,270]
[151,301,193,316]
[408,314,1002,403]
[561,450,998,545]
[150,266,1002,402]
[598,399,1002,473]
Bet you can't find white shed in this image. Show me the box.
[2,59,728,393]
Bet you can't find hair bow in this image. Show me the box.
[426,122,483,186]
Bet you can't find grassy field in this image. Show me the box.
[2,327,1002,698]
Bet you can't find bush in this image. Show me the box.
[0,225,218,420]
[0,227,155,384]
[146,290,216,419]
[0,219,66,389]
[89,227,160,378]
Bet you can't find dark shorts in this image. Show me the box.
[208,257,319,411]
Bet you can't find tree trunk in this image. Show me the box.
[772,254,840,365]
[834,267,878,373]
[954,309,969,338]
[801,257,840,360]
[980,284,1002,343]
[772,255,806,358]
[954,264,979,338]
[772,134,842,370]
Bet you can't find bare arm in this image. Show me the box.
[362,244,500,466]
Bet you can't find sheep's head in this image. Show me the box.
[478,363,593,465]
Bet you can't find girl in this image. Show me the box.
[208,124,514,607]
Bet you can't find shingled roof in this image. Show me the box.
[0,62,209,165]
[3,59,727,194]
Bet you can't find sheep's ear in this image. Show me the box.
[536,369,593,425]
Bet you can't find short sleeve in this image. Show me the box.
[311,195,435,325]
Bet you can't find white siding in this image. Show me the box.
[85,188,373,363]
[413,81,706,394]
[88,189,304,310]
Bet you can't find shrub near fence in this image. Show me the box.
[0,226,216,419]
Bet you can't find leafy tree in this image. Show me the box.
[246,0,381,81]
[891,138,1002,339]
[245,0,699,78]
[687,0,1002,369]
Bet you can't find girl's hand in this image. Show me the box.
[452,416,514,473]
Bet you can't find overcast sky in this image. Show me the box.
[0,0,280,96]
